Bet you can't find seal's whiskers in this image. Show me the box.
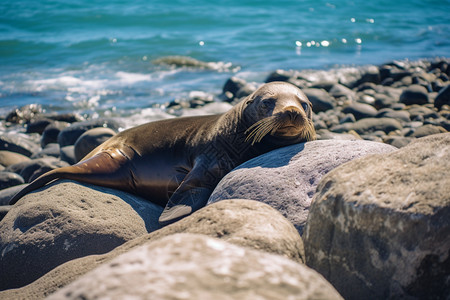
[245,116,280,145]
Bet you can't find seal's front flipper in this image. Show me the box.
[158,186,212,226]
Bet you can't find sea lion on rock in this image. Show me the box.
[9,82,316,225]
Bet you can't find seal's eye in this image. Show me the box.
[301,102,309,112]
[260,98,275,110]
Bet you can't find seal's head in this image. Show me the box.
[243,81,316,145]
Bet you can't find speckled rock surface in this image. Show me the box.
[304,133,450,300]
[48,233,342,300]
[208,139,396,234]
[0,199,304,299]
[0,180,163,290]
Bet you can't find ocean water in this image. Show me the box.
[1,0,449,124]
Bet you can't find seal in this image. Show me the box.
[9,81,316,225]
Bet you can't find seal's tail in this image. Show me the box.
[9,149,133,205]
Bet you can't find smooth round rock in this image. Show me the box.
[5,157,69,183]
[434,85,450,110]
[0,134,39,157]
[302,88,335,113]
[342,103,378,120]
[48,233,343,300]
[57,119,123,147]
[304,133,450,300]
[0,200,305,299]
[74,127,116,162]
[0,172,25,190]
[208,140,397,234]
[0,180,163,290]
[399,84,429,105]
[0,151,31,167]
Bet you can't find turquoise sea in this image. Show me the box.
[1,0,449,122]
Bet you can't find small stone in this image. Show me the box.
[302,88,335,113]
[434,85,450,110]
[399,84,429,105]
[74,127,116,162]
[342,103,378,120]
[0,151,31,167]
[0,172,25,190]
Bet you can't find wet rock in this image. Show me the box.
[48,233,342,300]
[57,119,123,148]
[0,134,40,157]
[0,200,305,298]
[303,88,335,113]
[41,121,70,148]
[25,118,53,134]
[222,76,247,97]
[208,140,396,235]
[0,180,163,290]
[399,84,429,105]
[265,69,294,83]
[434,85,450,110]
[0,185,25,206]
[60,145,76,165]
[0,151,31,167]
[0,172,25,190]
[5,104,43,125]
[304,133,450,300]
[74,127,116,162]
[5,157,69,183]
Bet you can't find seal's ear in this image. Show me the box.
[307,103,313,119]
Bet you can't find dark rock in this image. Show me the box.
[310,81,336,91]
[374,93,396,109]
[434,85,450,110]
[57,119,123,148]
[235,83,257,99]
[0,200,304,298]
[60,145,76,165]
[0,180,164,290]
[0,134,40,157]
[265,69,293,83]
[5,104,43,125]
[0,172,25,190]
[356,66,380,85]
[48,233,342,300]
[0,184,25,206]
[342,103,378,120]
[303,88,335,113]
[304,133,450,300]
[376,108,411,123]
[5,157,69,183]
[408,105,436,120]
[331,118,403,135]
[46,113,85,123]
[0,151,31,167]
[222,76,247,96]
[41,121,70,148]
[0,206,11,222]
[25,118,53,134]
[207,140,396,235]
[399,84,429,105]
[74,128,116,162]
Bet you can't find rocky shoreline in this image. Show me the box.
[0,58,449,299]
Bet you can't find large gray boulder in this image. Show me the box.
[208,140,397,234]
[0,180,163,290]
[48,233,342,300]
[0,199,305,299]
[304,133,450,300]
